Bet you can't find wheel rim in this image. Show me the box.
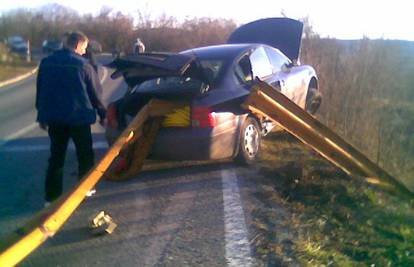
[243,124,259,158]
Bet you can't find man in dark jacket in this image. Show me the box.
[36,31,106,205]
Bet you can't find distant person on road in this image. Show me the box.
[133,38,145,54]
[36,31,106,206]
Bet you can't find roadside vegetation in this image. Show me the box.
[0,43,36,82]
[254,133,414,266]
[0,4,236,53]
[302,37,414,190]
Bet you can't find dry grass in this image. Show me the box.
[0,65,34,82]
[252,132,414,266]
[0,43,36,82]
[301,38,414,190]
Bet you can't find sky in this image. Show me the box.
[1,0,413,41]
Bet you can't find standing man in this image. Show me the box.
[133,38,145,54]
[36,31,106,206]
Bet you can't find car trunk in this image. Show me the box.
[107,53,217,129]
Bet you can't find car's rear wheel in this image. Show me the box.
[305,87,322,115]
[235,117,261,165]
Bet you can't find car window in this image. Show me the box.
[135,76,203,92]
[234,55,253,84]
[199,60,223,84]
[265,47,291,73]
[8,36,24,44]
[249,46,273,79]
[132,59,224,93]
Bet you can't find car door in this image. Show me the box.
[265,46,307,105]
[248,46,274,83]
[248,46,295,101]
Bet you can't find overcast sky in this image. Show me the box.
[1,0,413,40]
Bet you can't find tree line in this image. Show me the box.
[0,4,236,53]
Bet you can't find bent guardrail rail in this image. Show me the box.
[0,99,184,267]
[243,80,413,198]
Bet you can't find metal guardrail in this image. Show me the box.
[0,99,183,266]
[243,80,413,198]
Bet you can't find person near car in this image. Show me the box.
[133,38,145,54]
[61,31,71,49]
[36,31,106,206]
[83,44,99,73]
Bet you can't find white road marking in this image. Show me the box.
[221,169,254,267]
[0,122,38,147]
[0,141,109,152]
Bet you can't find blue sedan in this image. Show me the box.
[105,18,322,164]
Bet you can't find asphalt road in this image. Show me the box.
[0,55,271,266]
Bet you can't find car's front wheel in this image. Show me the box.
[235,117,261,165]
[305,87,322,115]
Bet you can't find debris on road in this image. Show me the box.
[89,211,117,235]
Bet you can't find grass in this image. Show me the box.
[0,43,36,83]
[253,131,414,266]
[0,64,35,82]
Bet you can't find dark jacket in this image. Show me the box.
[36,49,105,125]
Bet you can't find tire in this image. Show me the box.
[305,87,322,115]
[235,117,261,165]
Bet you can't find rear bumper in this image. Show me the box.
[105,125,239,160]
[152,126,238,160]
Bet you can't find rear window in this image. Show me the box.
[199,60,224,84]
[136,76,204,92]
[133,59,224,93]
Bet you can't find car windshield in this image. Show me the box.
[133,59,224,93]
[48,41,61,47]
[9,36,24,44]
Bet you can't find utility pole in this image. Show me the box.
[26,40,31,63]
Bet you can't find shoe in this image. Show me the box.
[44,201,51,208]
[86,189,96,197]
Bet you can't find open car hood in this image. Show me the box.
[227,17,303,61]
[107,53,208,87]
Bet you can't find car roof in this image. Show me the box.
[181,44,257,60]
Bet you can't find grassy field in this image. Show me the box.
[253,132,414,266]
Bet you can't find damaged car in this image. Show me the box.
[105,17,322,164]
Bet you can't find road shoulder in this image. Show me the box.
[0,66,38,89]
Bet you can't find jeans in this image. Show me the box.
[45,124,94,202]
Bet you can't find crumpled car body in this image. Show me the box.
[105,18,321,164]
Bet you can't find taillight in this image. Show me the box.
[107,104,118,129]
[191,106,217,128]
